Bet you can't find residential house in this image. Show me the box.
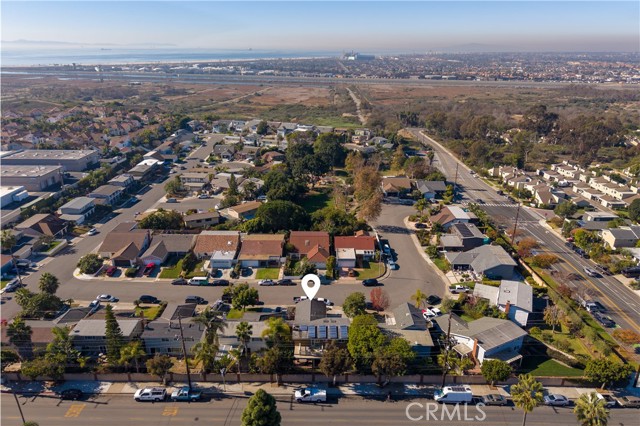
[97,226,151,267]
[334,231,376,267]
[193,230,241,268]
[213,144,237,161]
[381,177,413,197]
[1,254,14,276]
[262,151,285,163]
[236,146,260,161]
[369,136,389,146]
[1,320,60,355]
[381,303,434,356]
[88,184,124,206]
[71,319,144,356]
[58,197,96,224]
[183,211,220,229]
[433,313,526,366]
[583,211,619,222]
[140,234,196,266]
[351,128,371,144]
[335,248,356,269]
[237,234,285,267]
[288,231,331,269]
[415,180,447,200]
[141,304,205,356]
[446,244,517,279]
[439,223,486,252]
[277,122,298,138]
[601,226,640,250]
[219,320,269,356]
[227,201,262,221]
[473,280,533,327]
[108,174,135,189]
[180,172,212,192]
[430,206,478,230]
[292,299,350,360]
[14,214,68,239]
[534,188,562,207]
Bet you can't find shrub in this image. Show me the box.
[125,267,138,277]
[529,326,541,335]
[555,338,571,353]
[77,254,103,275]
[612,329,640,345]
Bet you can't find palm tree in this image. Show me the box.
[193,307,227,345]
[119,341,146,373]
[38,272,59,295]
[261,317,291,348]
[235,321,253,355]
[415,198,429,217]
[192,341,218,374]
[511,373,544,426]
[1,229,16,252]
[574,392,609,426]
[410,289,428,309]
[7,318,33,360]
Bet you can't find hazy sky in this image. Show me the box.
[2,1,639,52]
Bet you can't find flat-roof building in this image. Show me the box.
[0,165,63,191]
[1,150,100,172]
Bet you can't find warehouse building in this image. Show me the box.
[0,165,63,191]
[0,149,100,172]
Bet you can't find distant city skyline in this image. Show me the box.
[2,1,639,52]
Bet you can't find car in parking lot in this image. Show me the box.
[96,294,117,302]
[105,266,117,277]
[172,278,188,285]
[171,386,202,402]
[481,394,508,406]
[362,278,379,287]
[138,295,159,304]
[259,279,275,286]
[544,394,571,406]
[58,389,84,400]
[277,279,295,286]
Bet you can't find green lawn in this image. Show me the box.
[134,305,164,320]
[160,259,206,279]
[227,307,261,320]
[519,357,584,377]
[299,189,332,213]
[356,261,384,280]
[256,268,280,280]
[432,257,450,272]
[1,279,13,289]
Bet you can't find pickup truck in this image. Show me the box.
[450,285,470,294]
[294,387,327,403]
[595,393,617,408]
[171,386,202,402]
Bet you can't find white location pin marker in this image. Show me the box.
[301,273,321,300]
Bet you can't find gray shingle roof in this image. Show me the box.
[390,302,428,330]
[434,314,526,352]
[71,319,141,338]
[497,280,533,312]
[294,300,327,323]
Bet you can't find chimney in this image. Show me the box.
[504,301,511,315]
[472,338,479,361]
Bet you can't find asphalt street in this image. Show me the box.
[408,128,640,336]
[3,393,639,426]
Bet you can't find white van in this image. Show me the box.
[188,276,209,286]
[434,385,473,404]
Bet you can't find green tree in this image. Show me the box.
[138,209,184,230]
[584,358,633,390]
[45,326,87,369]
[511,374,544,426]
[77,253,103,274]
[311,207,360,236]
[628,198,640,222]
[104,304,124,365]
[193,307,227,345]
[1,229,17,251]
[263,166,305,202]
[7,318,32,360]
[192,340,218,373]
[343,292,367,318]
[235,321,253,354]
[164,176,184,196]
[437,351,474,377]
[415,198,429,217]
[325,255,337,279]
[410,289,428,309]
[314,133,346,167]
[146,354,174,384]
[227,173,240,197]
[347,314,386,372]
[232,286,260,311]
[119,340,146,373]
[391,145,406,170]
[241,389,281,426]
[246,200,310,233]
[480,359,512,386]
[543,305,563,334]
[554,201,578,219]
[256,120,269,135]
[261,317,291,348]
[20,356,64,380]
[38,272,59,295]
[574,392,610,426]
[353,166,382,221]
[180,251,197,273]
[257,346,292,384]
[372,348,405,384]
[319,341,351,386]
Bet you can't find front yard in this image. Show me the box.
[134,305,165,320]
[256,268,280,280]
[519,357,584,377]
[159,258,206,279]
[432,257,451,273]
[356,261,384,280]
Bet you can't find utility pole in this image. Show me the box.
[440,312,454,388]
[177,315,192,390]
[453,162,459,196]
[12,390,26,424]
[511,203,522,246]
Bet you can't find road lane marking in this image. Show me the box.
[163,406,179,416]
[64,404,85,417]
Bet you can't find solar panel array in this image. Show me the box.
[339,325,349,339]
[318,326,327,339]
[301,324,349,339]
[299,325,308,331]
[308,326,316,338]
[455,224,473,237]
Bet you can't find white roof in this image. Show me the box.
[447,206,471,220]
[336,248,356,260]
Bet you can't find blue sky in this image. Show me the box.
[2,1,639,52]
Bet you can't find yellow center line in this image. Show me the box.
[162,406,179,416]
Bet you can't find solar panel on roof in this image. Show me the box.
[318,325,327,339]
[339,325,349,339]
[299,325,308,331]
[308,326,316,339]
[456,224,473,237]
[329,326,338,339]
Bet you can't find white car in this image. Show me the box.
[134,387,167,402]
[86,228,98,236]
[451,285,471,294]
[544,394,570,406]
[198,194,210,199]
[294,387,327,403]
[259,279,275,286]
[96,294,117,302]
[317,298,333,306]
[422,308,442,319]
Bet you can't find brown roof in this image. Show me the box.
[98,230,148,255]
[307,245,330,262]
[238,234,284,260]
[194,231,241,254]
[112,242,142,261]
[334,235,376,251]
[288,231,330,256]
[15,214,67,236]
[382,177,412,191]
[229,201,263,215]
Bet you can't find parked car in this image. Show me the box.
[593,312,616,328]
[294,387,327,403]
[105,266,117,277]
[138,295,159,304]
[415,223,427,229]
[595,393,617,408]
[198,194,210,199]
[59,389,84,400]
[622,267,640,278]
[171,278,188,285]
[142,263,155,276]
[544,394,571,406]
[171,386,202,402]
[259,279,275,286]
[96,294,117,302]
[86,228,98,236]
[583,267,599,278]
[2,279,22,293]
[212,279,230,286]
[134,387,167,402]
[185,295,207,305]
[426,295,442,305]
[362,278,379,287]
[293,296,309,303]
[481,394,508,406]
[387,260,398,270]
[451,285,470,294]
[617,395,640,408]
[166,198,178,203]
[422,307,442,319]
[277,279,295,286]
[88,299,100,309]
[317,298,333,306]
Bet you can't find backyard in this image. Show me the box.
[299,189,333,214]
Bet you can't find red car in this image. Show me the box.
[142,263,155,276]
[105,266,117,277]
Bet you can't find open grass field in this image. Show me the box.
[299,189,333,213]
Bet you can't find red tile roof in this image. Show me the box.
[288,231,330,256]
[334,235,376,251]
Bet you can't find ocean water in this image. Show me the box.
[1,48,341,66]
